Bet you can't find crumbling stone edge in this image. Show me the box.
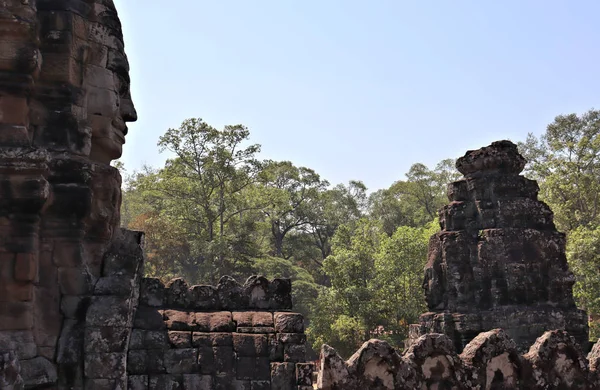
[318,329,600,389]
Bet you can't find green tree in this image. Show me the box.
[566,226,600,339]
[307,219,434,357]
[257,161,328,258]
[369,160,459,234]
[126,119,263,283]
[519,109,600,231]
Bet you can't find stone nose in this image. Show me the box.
[121,98,138,123]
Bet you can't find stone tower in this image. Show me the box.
[409,140,588,352]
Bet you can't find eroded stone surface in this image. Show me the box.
[410,141,588,353]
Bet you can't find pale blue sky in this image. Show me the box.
[114,0,600,190]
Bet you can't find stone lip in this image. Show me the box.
[456,140,526,176]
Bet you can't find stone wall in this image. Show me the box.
[127,276,314,390]
[318,329,600,390]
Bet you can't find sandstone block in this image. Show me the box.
[140,278,165,307]
[233,333,269,357]
[0,330,36,359]
[189,285,218,310]
[84,326,130,353]
[274,313,304,333]
[182,374,211,390]
[14,253,36,282]
[128,375,148,390]
[134,307,165,330]
[296,363,314,386]
[195,312,234,332]
[165,278,191,308]
[233,312,273,328]
[86,296,131,327]
[284,344,306,362]
[236,357,270,380]
[217,276,246,310]
[84,352,126,379]
[168,331,191,348]
[196,345,215,375]
[148,374,180,390]
[20,357,57,388]
[93,275,134,296]
[164,349,198,374]
[0,302,33,330]
[270,362,295,390]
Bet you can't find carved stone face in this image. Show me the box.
[87,0,137,164]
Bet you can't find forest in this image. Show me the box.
[118,109,600,358]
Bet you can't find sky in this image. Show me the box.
[113,0,600,191]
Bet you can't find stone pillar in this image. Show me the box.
[409,140,588,352]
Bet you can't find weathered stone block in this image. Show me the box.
[214,346,235,374]
[140,278,165,307]
[84,352,126,379]
[164,349,198,374]
[0,330,36,359]
[197,346,215,375]
[84,326,130,353]
[86,296,131,327]
[236,327,275,334]
[217,276,246,310]
[274,313,304,333]
[268,334,284,362]
[182,374,211,390]
[164,310,194,331]
[134,307,166,330]
[128,350,166,375]
[127,350,148,375]
[278,333,306,345]
[145,331,170,350]
[149,375,181,390]
[33,286,62,347]
[189,285,218,310]
[236,357,270,380]
[195,312,234,332]
[85,378,127,390]
[284,344,306,362]
[270,362,295,390]
[296,363,314,386]
[249,381,270,390]
[14,253,36,282]
[0,282,32,303]
[268,278,292,310]
[192,332,233,348]
[233,312,273,328]
[243,276,270,309]
[20,357,57,388]
[233,333,269,357]
[59,295,86,319]
[128,375,149,390]
[129,329,145,350]
[0,302,33,330]
[165,278,191,308]
[57,266,94,295]
[93,275,134,296]
[168,331,192,348]
[0,351,24,390]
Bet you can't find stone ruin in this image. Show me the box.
[317,141,597,389]
[0,1,313,389]
[0,0,598,389]
[410,140,588,352]
[317,329,600,389]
